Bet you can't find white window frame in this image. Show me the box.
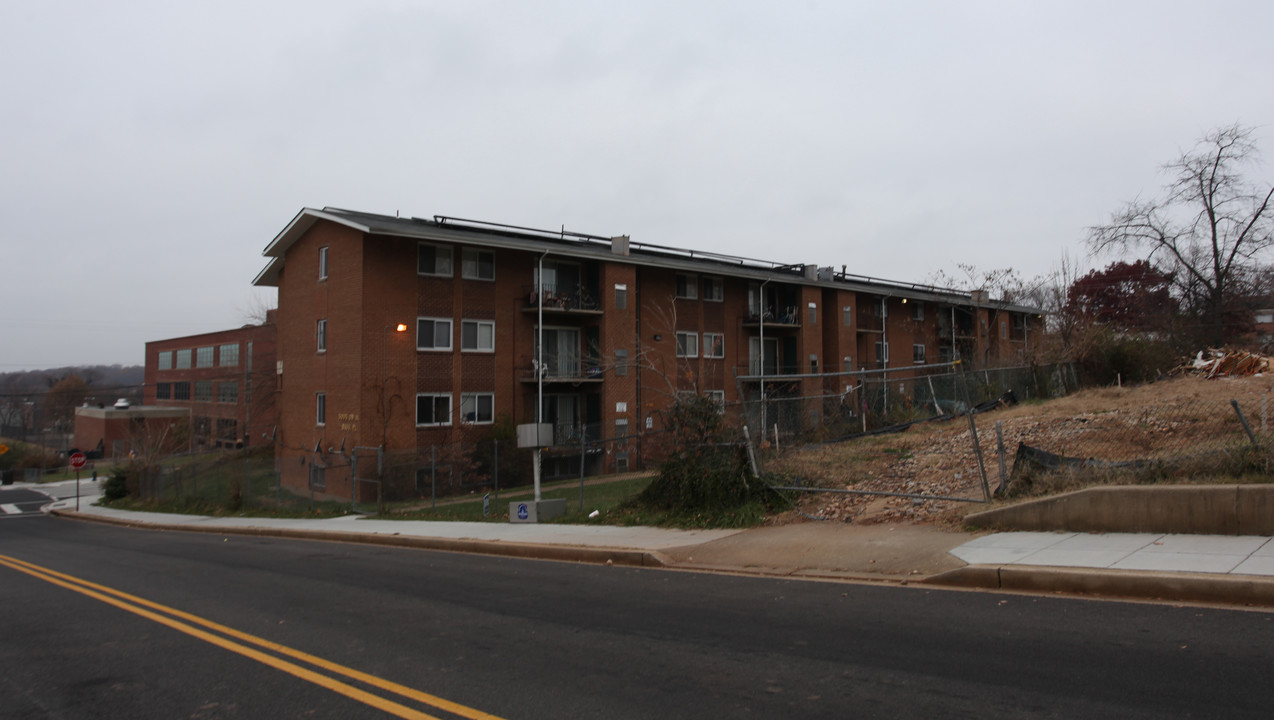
[416,393,452,427]
[843,306,853,327]
[876,341,889,364]
[461,319,495,352]
[417,242,454,277]
[318,246,329,280]
[913,343,926,364]
[614,283,628,310]
[462,248,495,281]
[460,392,494,424]
[702,276,724,302]
[675,331,698,358]
[706,390,726,412]
[808,302,817,325]
[417,317,453,351]
[316,319,327,353]
[703,332,725,358]
[675,273,698,300]
[316,392,326,426]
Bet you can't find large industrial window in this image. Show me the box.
[176,349,192,369]
[158,351,172,370]
[219,343,239,367]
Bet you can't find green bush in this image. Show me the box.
[101,470,130,502]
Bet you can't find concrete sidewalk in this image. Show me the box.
[25,479,1274,608]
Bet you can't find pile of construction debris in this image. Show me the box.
[1180,349,1273,378]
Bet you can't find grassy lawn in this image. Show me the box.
[383,474,655,523]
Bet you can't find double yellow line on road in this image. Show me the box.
[0,554,504,720]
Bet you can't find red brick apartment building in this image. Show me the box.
[253,207,1042,499]
[142,314,279,451]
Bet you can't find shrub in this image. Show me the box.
[101,470,130,502]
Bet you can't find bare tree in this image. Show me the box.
[1088,124,1274,346]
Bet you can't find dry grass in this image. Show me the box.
[768,374,1274,527]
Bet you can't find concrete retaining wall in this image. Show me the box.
[965,484,1274,535]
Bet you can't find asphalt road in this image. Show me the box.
[2,513,1273,719]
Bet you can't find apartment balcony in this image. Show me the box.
[522,284,602,314]
[517,354,605,384]
[741,307,802,330]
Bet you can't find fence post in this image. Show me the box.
[742,425,760,477]
[960,366,993,501]
[493,438,500,509]
[994,421,1009,496]
[431,445,437,509]
[1230,400,1259,446]
[350,453,359,512]
[579,423,586,513]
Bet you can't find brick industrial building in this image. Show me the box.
[141,314,279,452]
[253,207,1042,500]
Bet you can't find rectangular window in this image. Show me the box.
[707,390,726,412]
[843,306,853,327]
[218,343,239,367]
[809,354,819,373]
[703,332,724,358]
[702,277,723,302]
[875,341,889,364]
[316,319,327,352]
[461,320,495,352]
[1001,320,1008,339]
[196,346,214,368]
[462,248,495,280]
[417,318,453,351]
[676,331,698,358]
[843,357,853,373]
[316,392,326,426]
[912,302,924,322]
[174,382,191,400]
[416,393,452,426]
[218,381,238,403]
[913,344,926,364]
[808,302,817,325]
[615,418,629,439]
[318,246,329,280]
[614,348,628,376]
[194,381,213,402]
[156,382,171,400]
[460,393,494,424]
[614,284,627,310]
[158,351,173,370]
[418,243,453,276]
[675,274,698,300]
[310,464,325,490]
[175,349,192,369]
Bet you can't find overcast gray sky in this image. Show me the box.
[3,1,1272,371]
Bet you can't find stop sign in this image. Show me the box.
[69,452,87,470]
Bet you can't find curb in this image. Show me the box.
[48,509,669,569]
[922,564,1274,608]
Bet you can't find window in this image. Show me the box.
[174,382,191,400]
[614,348,628,376]
[1001,320,1008,339]
[808,302,817,325]
[416,393,452,426]
[417,318,453,351]
[707,390,726,412]
[318,246,329,280]
[218,381,238,403]
[913,344,926,364]
[614,284,627,310]
[218,343,239,367]
[615,418,629,439]
[460,393,494,424]
[418,243,453,276]
[912,302,924,322]
[461,320,495,352]
[843,306,853,327]
[156,383,171,400]
[316,392,326,425]
[1258,311,1274,324]
[676,331,698,358]
[158,351,172,370]
[843,357,853,373]
[702,277,723,302]
[316,319,327,352]
[703,332,724,358]
[196,346,214,368]
[875,341,889,364]
[462,248,494,280]
[809,354,819,373]
[309,464,326,490]
[675,274,698,300]
[175,349,192,369]
[194,381,213,402]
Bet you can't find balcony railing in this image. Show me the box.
[524,284,600,312]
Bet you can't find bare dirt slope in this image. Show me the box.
[770,374,1274,527]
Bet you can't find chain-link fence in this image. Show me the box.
[131,449,301,511]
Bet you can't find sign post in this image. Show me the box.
[70,452,86,511]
